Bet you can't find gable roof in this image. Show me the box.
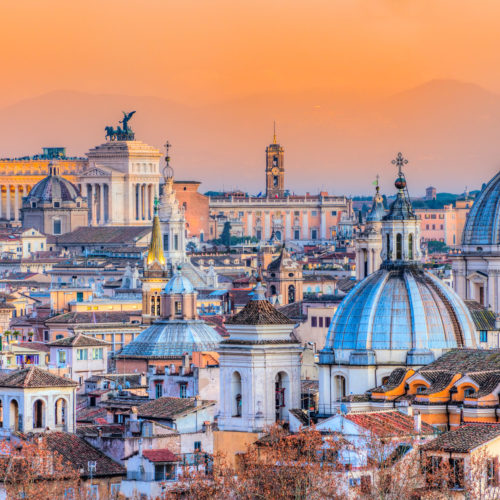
[56,226,151,245]
[0,367,77,388]
[344,410,435,437]
[48,332,110,347]
[423,423,500,453]
[465,300,499,331]
[142,449,180,463]
[44,432,125,478]
[137,397,215,420]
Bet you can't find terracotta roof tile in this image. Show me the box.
[56,226,151,245]
[48,332,110,347]
[345,410,435,437]
[45,432,125,477]
[0,366,77,388]
[226,299,296,326]
[137,397,215,420]
[423,423,500,453]
[142,449,180,462]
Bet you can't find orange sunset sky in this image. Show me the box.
[1,0,500,194]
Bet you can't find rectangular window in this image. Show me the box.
[325,317,331,328]
[163,234,169,251]
[311,211,317,216]
[311,229,318,240]
[256,230,262,240]
[92,348,103,360]
[53,219,62,235]
[180,382,187,398]
[311,316,317,327]
[294,211,300,216]
[294,230,300,240]
[449,458,464,489]
[194,441,202,452]
[77,349,88,361]
[174,234,179,250]
[155,464,176,481]
[175,301,182,315]
[319,317,323,328]
[44,330,49,341]
[58,350,66,365]
[487,458,498,486]
[331,211,337,216]
[76,292,83,302]
[480,330,488,343]
[155,383,163,399]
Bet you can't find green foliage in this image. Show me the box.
[220,222,232,247]
[427,240,449,254]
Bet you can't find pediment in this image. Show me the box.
[467,271,488,283]
[79,166,113,178]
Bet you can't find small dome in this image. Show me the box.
[462,170,500,246]
[26,163,81,204]
[325,266,477,355]
[118,319,220,357]
[367,187,385,222]
[164,269,195,294]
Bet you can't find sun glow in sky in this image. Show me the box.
[1,0,500,193]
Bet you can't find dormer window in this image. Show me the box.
[53,201,60,208]
[464,387,476,397]
[31,201,37,208]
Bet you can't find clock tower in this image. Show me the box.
[265,125,285,198]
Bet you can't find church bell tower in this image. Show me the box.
[265,123,285,198]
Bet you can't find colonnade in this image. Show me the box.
[0,184,32,221]
[133,183,158,222]
[82,183,109,226]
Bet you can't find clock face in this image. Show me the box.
[271,167,280,175]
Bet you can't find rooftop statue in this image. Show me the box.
[105,111,136,141]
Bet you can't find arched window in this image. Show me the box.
[464,386,476,398]
[10,400,19,431]
[334,375,346,402]
[231,372,242,417]
[408,233,414,260]
[270,285,277,296]
[386,233,391,259]
[55,398,66,427]
[288,285,296,304]
[275,372,290,422]
[396,233,402,260]
[33,399,45,429]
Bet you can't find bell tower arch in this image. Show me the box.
[265,123,285,198]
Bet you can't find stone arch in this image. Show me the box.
[396,233,402,260]
[275,371,291,422]
[288,284,295,303]
[9,399,19,432]
[54,397,68,428]
[33,398,46,429]
[333,374,347,402]
[231,371,242,417]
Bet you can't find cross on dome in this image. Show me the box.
[391,152,408,176]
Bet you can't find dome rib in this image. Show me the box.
[462,170,500,246]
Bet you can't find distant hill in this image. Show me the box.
[0,80,499,194]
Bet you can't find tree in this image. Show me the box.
[0,437,80,499]
[220,222,232,248]
[427,240,449,254]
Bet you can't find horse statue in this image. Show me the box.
[104,126,116,140]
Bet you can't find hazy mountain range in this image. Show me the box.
[0,79,498,195]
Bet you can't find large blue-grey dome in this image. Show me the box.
[324,266,477,354]
[118,319,220,358]
[26,163,81,204]
[462,170,500,246]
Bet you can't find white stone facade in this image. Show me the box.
[80,140,162,226]
[218,323,302,433]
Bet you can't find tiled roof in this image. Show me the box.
[142,449,180,463]
[76,406,108,423]
[203,315,229,337]
[47,311,137,325]
[44,432,125,478]
[370,367,407,393]
[226,298,296,325]
[465,300,498,331]
[423,424,500,453]
[0,366,77,388]
[48,332,110,347]
[345,410,435,437]
[137,397,215,420]
[417,370,455,395]
[468,371,500,397]
[56,226,151,245]
[277,301,306,321]
[17,342,50,353]
[419,349,500,372]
